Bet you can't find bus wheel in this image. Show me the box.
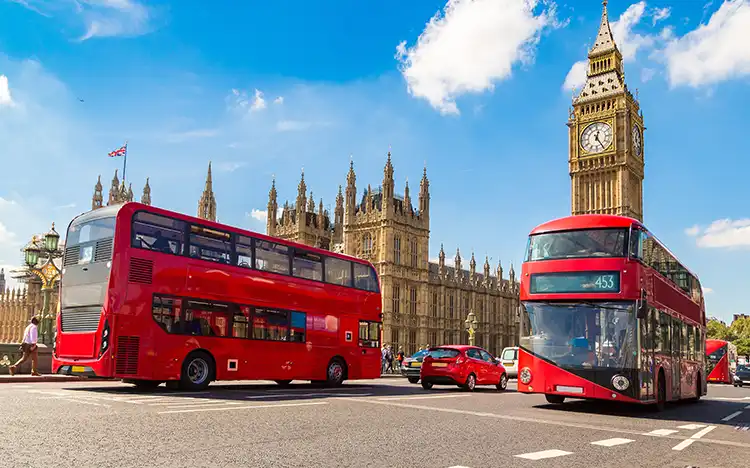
[690,375,702,403]
[545,394,565,404]
[180,351,213,391]
[275,380,292,386]
[654,371,666,412]
[325,358,346,387]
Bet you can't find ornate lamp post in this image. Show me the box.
[21,223,62,345]
[465,310,478,346]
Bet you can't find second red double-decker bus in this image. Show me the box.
[518,215,706,410]
[52,202,382,390]
[706,339,733,384]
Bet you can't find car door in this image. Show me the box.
[479,349,501,383]
[465,348,488,383]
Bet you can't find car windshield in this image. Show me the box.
[526,228,627,261]
[428,348,460,359]
[520,301,636,369]
[737,365,749,373]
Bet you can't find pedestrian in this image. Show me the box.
[385,345,394,373]
[9,316,41,376]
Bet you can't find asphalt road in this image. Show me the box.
[1,378,749,468]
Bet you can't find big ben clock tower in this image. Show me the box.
[568,0,644,222]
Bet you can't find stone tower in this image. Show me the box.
[269,170,336,248]
[92,175,103,210]
[568,0,644,221]
[0,268,5,292]
[141,178,152,205]
[197,162,217,222]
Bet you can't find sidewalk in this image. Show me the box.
[0,374,85,383]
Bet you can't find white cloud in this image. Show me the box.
[641,67,656,82]
[9,0,157,41]
[395,0,562,115]
[652,7,671,25]
[562,60,587,91]
[686,218,750,248]
[248,209,268,223]
[274,96,284,105]
[215,161,247,172]
[703,287,714,294]
[250,89,266,111]
[663,0,750,88]
[0,75,14,107]
[0,222,17,244]
[228,88,267,113]
[54,203,77,210]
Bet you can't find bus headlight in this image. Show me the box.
[612,375,630,391]
[520,367,532,384]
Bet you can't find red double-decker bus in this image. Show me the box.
[706,339,732,384]
[518,215,706,410]
[52,202,382,391]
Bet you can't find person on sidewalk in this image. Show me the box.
[9,317,41,376]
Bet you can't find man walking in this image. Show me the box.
[9,317,41,376]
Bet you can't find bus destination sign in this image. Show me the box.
[529,271,620,294]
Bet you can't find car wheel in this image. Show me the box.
[496,373,508,391]
[421,381,433,390]
[463,374,476,392]
[408,377,419,384]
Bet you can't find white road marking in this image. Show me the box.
[647,429,679,436]
[148,399,231,406]
[722,411,743,422]
[707,397,750,401]
[337,398,750,449]
[158,401,328,414]
[165,402,243,409]
[61,398,111,407]
[9,385,32,389]
[377,394,471,401]
[672,425,717,451]
[514,449,573,460]
[677,424,706,430]
[590,438,634,447]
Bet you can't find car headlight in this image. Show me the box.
[519,367,532,384]
[612,375,630,391]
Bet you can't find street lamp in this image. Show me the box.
[20,223,63,345]
[465,310,478,346]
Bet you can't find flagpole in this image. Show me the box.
[122,141,128,183]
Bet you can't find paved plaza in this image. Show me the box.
[2,378,749,467]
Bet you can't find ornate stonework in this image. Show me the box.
[197,162,217,222]
[92,170,151,210]
[268,153,521,356]
[568,0,644,221]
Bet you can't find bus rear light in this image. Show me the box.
[99,319,110,358]
[520,367,532,384]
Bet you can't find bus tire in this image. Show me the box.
[690,374,702,403]
[545,394,565,404]
[654,370,666,412]
[275,380,292,386]
[180,351,214,391]
[325,358,346,387]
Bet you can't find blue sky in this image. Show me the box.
[0,0,749,323]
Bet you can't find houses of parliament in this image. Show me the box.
[3,1,644,355]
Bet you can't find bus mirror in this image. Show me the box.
[637,296,648,319]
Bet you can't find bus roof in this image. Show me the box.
[530,214,643,235]
[113,202,375,267]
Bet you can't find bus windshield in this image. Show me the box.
[520,301,636,369]
[526,228,627,261]
[67,217,116,247]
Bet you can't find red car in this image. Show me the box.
[420,345,508,391]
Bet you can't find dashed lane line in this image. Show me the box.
[158,401,328,414]
[377,394,472,401]
[646,429,679,436]
[677,424,706,430]
[590,438,634,447]
[672,425,717,451]
[340,398,750,449]
[514,449,573,460]
[722,411,743,422]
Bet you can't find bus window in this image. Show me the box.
[132,212,186,255]
[255,240,290,275]
[292,250,323,281]
[236,236,253,269]
[189,225,231,264]
[253,308,289,341]
[232,305,251,339]
[325,257,352,287]
[290,311,306,343]
[354,263,379,292]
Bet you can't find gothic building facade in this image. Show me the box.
[91,169,152,210]
[267,154,521,356]
[568,0,644,221]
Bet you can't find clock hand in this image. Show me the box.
[595,134,605,149]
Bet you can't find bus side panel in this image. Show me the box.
[708,353,730,383]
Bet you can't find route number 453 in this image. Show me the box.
[594,275,615,289]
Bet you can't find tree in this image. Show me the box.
[707,318,732,340]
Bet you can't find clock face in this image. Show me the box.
[580,122,613,154]
[632,125,642,157]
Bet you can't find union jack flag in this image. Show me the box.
[108,144,127,157]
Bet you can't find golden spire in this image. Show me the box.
[589,0,617,57]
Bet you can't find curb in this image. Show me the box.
[379,374,406,379]
[0,375,85,383]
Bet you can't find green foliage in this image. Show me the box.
[707,317,750,355]
[707,318,731,340]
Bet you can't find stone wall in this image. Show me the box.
[0,343,53,374]
[0,287,33,344]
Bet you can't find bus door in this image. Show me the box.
[670,316,681,399]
